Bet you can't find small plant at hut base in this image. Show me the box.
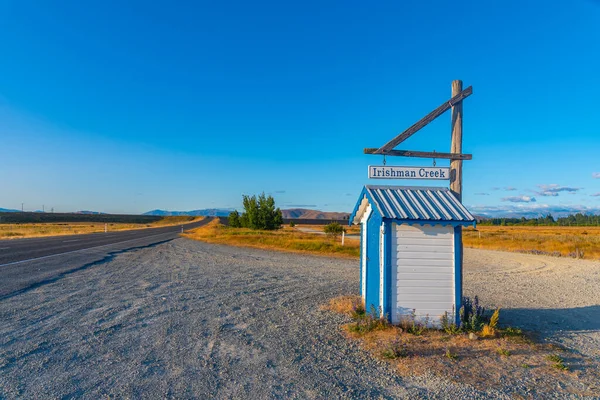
[481,308,500,338]
[348,306,389,335]
[444,348,458,361]
[459,296,485,332]
[289,221,295,227]
[547,354,569,371]
[400,310,427,335]
[381,339,409,360]
[440,309,461,335]
[323,222,346,239]
[350,299,366,320]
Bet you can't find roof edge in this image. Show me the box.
[365,185,451,191]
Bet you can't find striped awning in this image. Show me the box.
[351,185,475,225]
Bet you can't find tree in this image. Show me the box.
[228,210,241,227]
[233,192,283,230]
[324,222,346,239]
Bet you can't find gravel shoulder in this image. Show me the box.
[1,239,598,398]
[464,248,600,361]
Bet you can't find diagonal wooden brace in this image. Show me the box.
[376,86,473,154]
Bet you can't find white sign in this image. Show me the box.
[368,165,450,180]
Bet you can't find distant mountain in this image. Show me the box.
[0,208,20,213]
[143,209,234,217]
[282,208,350,220]
[76,210,106,215]
[468,204,600,219]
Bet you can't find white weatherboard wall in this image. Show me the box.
[390,223,455,326]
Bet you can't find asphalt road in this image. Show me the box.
[0,218,212,299]
[0,219,210,266]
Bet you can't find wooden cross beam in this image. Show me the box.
[367,86,473,155]
[363,148,472,160]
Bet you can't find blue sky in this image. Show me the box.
[1,0,599,216]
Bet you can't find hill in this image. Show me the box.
[0,208,20,213]
[281,208,350,220]
[143,209,233,217]
[144,208,349,220]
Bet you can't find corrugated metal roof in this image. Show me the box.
[363,185,475,222]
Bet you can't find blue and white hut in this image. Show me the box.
[350,185,476,326]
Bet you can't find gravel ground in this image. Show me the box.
[0,238,598,398]
[464,249,600,362]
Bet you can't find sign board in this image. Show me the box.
[368,165,450,180]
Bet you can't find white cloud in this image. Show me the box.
[593,172,600,179]
[502,196,536,203]
[536,184,580,197]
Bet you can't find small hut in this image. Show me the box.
[350,185,476,326]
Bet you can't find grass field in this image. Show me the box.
[0,216,202,240]
[184,221,600,261]
[464,226,600,260]
[183,219,360,258]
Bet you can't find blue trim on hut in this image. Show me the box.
[365,211,381,312]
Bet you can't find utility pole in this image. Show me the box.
[21,203,24,212]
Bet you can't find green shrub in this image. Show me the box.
[324,222,345,239]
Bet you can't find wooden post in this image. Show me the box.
[450,80,463,201]
[450,80,464,311]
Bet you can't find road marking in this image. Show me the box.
[62,239,80,243]
[0,247,10,250]
[0,231,180,268]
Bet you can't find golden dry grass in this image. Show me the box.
[324,296,600,397]
[299,224,360,235]
[320,295,364,315]
[182,219,360,258]
[464,226,600,260]
[0,216,202,240]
